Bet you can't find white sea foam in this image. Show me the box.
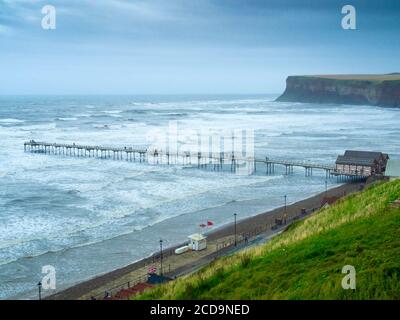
[56,117,78,121]
[0,118,25,123]
[20,122,57,131]
[103,110,123,114]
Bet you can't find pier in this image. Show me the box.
[23,140,364,180]
[264,157,335,178]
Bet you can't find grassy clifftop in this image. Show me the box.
[138,180,400,300]
[302,74,400,82]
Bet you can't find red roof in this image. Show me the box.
[113,282,154,300]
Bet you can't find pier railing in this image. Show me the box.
[24,140,367,179]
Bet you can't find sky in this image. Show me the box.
[0,0,399,95]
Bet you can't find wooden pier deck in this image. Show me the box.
[24,140,362,180]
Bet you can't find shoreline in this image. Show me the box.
[47,181,364,300]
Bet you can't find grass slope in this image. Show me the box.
[138,180,400,300]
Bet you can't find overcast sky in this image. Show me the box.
[0,0,399,94]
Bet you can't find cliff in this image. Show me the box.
[276,74,400,107]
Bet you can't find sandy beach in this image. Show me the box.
[46,181,364,300]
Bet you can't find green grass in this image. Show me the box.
[302,74,400,82]
[137,180,400,300]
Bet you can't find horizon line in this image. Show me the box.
[0,92,279,97]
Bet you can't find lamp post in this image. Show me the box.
[159,239,163,276]
[284,195,287,214]
[325,180,328,197]
[234,213,237,246]
[37,281,42,301]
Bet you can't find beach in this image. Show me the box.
[47,181,364,300]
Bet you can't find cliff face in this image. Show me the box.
[276,75,400,107]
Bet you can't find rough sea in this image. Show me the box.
[0,95,399,299]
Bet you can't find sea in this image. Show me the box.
[0,94,399,299]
